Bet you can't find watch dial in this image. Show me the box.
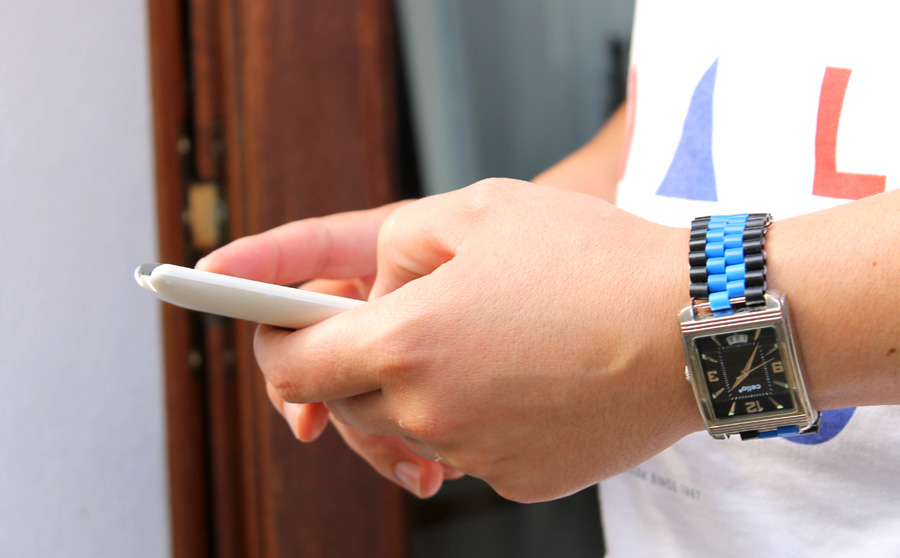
[694,327,796,420]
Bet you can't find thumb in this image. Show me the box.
[369,194,468,299]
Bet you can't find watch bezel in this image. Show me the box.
[678,291,817,439]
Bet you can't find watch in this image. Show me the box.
[677,213,820,440]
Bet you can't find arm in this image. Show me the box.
[254,182,900,502]
[765,191,900,409]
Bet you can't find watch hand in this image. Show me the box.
[730,345,760,390]
[731,358,776,392]
[740,358,775,379]
[732,367,757,390]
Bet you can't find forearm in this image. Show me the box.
[765,190,900,410]
[641,191,900,442]
[532,103,627,204]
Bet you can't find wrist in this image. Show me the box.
[763,211,879,411]
[625,223,705,439]
[666,227,709,437]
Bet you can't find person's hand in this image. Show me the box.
[198,201,463,498]
[255,179,704,503]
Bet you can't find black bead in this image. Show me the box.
[744,285,766,304]
[689,251,708,267]
[690,283,709,299]
[742,227,764,240]
[740,431,761,441]
[690,227,708,239]
[690,266,708,282]
[689,238,707,252]
[745,217,769,229]
[744,253,766,270]
[743,238,765,254]
[744,269,766,287]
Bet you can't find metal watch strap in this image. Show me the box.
[688,213,771,313]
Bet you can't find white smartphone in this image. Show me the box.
[135,263,363,329]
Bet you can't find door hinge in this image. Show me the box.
[177,126,227,253]
[184,180,227,251]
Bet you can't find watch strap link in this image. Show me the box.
[688,213,772,312]
[738,422,816,441]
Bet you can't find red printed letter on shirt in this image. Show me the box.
[813,67,886,200]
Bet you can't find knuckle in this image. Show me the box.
[449,454,546,504]
[377,200,418,249]
[491,476,562,504]
[466,179,503,212]
[254,327,322,403]
[324,399,351,427]
[443,448,493,481]
[365,319,427,379]
[395,410,446,442]
[492,482,538,504]
[262,358,302,402]
[467,177,521,207]
[258,353,319,404]
[377,209,402,248]
[459,177,531,229]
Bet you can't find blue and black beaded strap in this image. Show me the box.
[688,213,771,313]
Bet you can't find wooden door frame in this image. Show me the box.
[147,1,410,556]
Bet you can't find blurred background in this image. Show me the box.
[0,1,632,556]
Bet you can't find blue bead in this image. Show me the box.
[777,425,800,437]
[708,274,727,293]
[759,430,779,439]
[726,280,745,298]
[706,229,725,242]
[726,264,746,282]
[724,234,743,249]
[709,291,731,311]
[706,242,725,258]
[724,247,744,265]
[707,257,726,275]
[724,224,746,235]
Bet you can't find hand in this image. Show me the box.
[198,201,462,498]
[256,179,704,503]
[730,344,760,390]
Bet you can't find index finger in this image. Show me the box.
[254,316,384,403]
[252,280,425,402]
[197,201,409,285]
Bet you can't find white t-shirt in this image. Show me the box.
[603,2,900,556]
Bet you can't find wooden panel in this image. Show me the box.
[221,0,410,556]
[237,0,399,228]
[185,1,248,556]
[147,2,211,557]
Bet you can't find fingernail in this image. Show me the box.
[394,462,421,496]
[283,402,302,439]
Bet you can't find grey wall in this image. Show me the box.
[0,2,170,556]
[397,0,635,195]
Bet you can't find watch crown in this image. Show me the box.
[684,366,692,383]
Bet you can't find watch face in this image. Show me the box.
[694,327,796,420]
